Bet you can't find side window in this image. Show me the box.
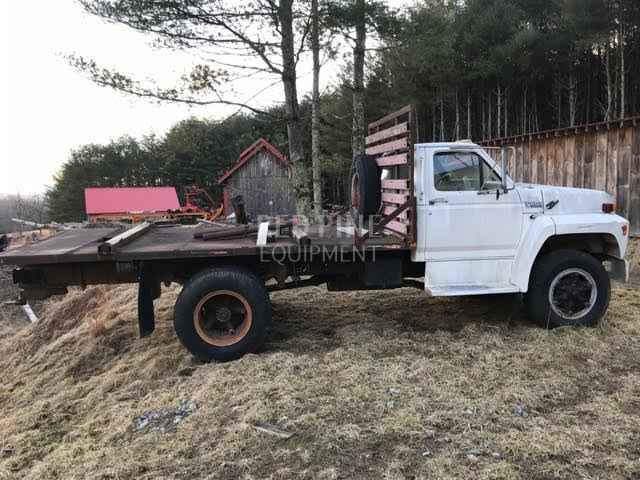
[434,152,480,191]
[433,152,501,192]
[481,161,502,190]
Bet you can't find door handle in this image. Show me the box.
[429,197,448,205]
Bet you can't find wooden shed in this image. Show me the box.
[218,138,295,218]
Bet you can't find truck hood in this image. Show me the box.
[515,184,613,215]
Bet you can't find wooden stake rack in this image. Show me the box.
[358,105,416,246]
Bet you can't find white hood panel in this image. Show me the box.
[516,184,613,215]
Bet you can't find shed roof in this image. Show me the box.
[218,138,287,185]
[84,187,181,215]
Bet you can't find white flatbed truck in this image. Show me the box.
[0,107,630,361]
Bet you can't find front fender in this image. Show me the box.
[552,213,629,258]
[511,213,630,292]
[511,215,555,292]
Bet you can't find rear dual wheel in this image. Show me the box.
[174,268,271,361]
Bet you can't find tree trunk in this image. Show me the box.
[467,89,471,139]
[504,88,508,137]
[279,0,308,214]
[605,45,613,121]
[586,65,591,124]
[522,85,527,135]
[311,0,322,218]
[620,22,625,119]
[440,89,445,141]
[488,91,492,140]
[352,0,366,160]
[568,71,577,127]
[613,47,618,118]
[432,101,437,142]
[557,81,562,128]
[482,92,486,140]
[454,89,460,140]
[533,88,539,132]
[497,84,502,138]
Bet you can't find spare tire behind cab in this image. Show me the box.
[351,153,381,218]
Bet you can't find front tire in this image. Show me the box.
[525,249,610,328]
[174,267,271,361]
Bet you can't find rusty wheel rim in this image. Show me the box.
[351,173,360,210]
[193,290,253,347]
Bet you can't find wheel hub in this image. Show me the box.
[549,268,597,321]
[193,290,253,347]
[215,306,232,323]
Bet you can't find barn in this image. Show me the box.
[84,186,181,223]
[218,138,295,218]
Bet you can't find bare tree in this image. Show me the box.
[488,92,492,140]
[454,89,460,140]
[439,89,444,141]
[73,0,313,212]
[466,90,471,139]
[504,87,508,137]
[311,0,322,217]
[567,72,577,126]
[619,18,625,119]
[352,0,366,160]
[14,194,49,227]
[604,45,613,121]
[496,84,502,138]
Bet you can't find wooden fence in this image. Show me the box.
[483,117,640,236]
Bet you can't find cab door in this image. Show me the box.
[423,148,523,290]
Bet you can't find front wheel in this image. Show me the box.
[525,249,610,328]
[174,267,271,361]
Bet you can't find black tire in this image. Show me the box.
[174,267,271,361]
[350,153,381,218]
[525,249,610,328]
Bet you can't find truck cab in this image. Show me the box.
[410,141,629,326]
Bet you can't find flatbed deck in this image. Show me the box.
[0,223,408,267]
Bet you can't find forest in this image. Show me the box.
[45,0,640,222]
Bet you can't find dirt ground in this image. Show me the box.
[0,241,639,480]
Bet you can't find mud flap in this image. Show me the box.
[137,263,161,338]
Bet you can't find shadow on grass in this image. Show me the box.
[265,288,533,355]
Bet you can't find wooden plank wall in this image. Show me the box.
[226,150,295,217]
[483,119,640,236]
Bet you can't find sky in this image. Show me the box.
[0,0,411,195]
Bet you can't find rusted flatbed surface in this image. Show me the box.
[0,224,408,267]
[0,228,121,265]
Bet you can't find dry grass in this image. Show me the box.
[0,242,639,479]
[627,236,640,286]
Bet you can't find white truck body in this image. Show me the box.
[411,142,630,296]
[0,135,632,361]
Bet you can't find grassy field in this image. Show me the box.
[0,242,639,479]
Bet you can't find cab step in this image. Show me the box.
[426,285,520,297]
